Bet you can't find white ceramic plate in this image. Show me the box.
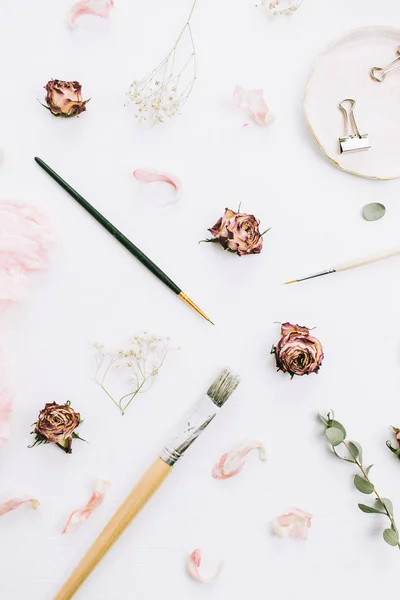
[304,26,400,180]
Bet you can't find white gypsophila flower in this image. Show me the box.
[94,333,175,414]
[126,1,197,126]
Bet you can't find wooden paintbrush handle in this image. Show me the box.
[54,457,172,600]
[336,249,400,272]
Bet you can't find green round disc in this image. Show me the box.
[362,202,386,221]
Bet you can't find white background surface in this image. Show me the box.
[1,0,400,598]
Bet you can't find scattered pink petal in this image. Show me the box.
[63,479,110,534]
[0,498,39,517]
[212,440,266,479]
[0,349,13,446]
[187,549,223,584]
[68,0,114,28]
[233,85,275,127]
[133,168,182,203]
[273,507,312,539]
[0,202,52,316]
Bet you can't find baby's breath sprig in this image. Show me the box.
[319,411,400,550]
[257,0,304,16]
[126,0,197,126]
[94,333,174,415]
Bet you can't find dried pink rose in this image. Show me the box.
[212,441,266,479]
[272,322,324,377]
[187,549,223,583]
[233,85,275,126]
[68,0,114,28]
[0,202,52,315]
[63,479,110,533]
[207,208,267,256]
[43,80,88,118]
[31,401,82,454]
[273,508,312,539]
[0,498,39,517]
[133,168,182,202]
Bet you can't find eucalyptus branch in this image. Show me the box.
[319,411,400,550]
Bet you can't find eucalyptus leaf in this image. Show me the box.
[358,503,385,515]
[332,446,355,463]
[330,420,346,437]
[365,464,374,476]
[362,202,386,222]
[354,474,374,494]
[318,412,328,426]
[326,427,345,447]
[348,441,363,464]
[377,498,394,517]
[383,527,399,546]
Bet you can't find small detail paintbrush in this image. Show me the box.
[54,368,240,600]
[285,248,400,285]
[34,157,213,324]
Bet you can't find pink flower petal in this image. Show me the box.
[63,479,110,534]
[133,168,182,203]
[212,441,266,479]
[0,202,52,316]
[68,0,114,28]
[187,549,223,584]
[273,507,312,540]
[0,498,39,517]
[233,85,275,127]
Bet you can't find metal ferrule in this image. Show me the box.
[298,268,336,282]
[160,394,219,466]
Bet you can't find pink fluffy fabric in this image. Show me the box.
[0,349,13,447]
[0,202,52,314]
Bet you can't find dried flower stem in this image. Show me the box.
[320,411,400,550]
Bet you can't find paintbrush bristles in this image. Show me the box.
[207,368,240,408]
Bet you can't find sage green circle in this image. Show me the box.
[362,203,386,221]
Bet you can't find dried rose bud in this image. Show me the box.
[207,208,266,256]
[43,80,88,118]
[30,401,82,453]
[272,322,324,378]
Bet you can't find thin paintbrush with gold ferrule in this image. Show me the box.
[285,248,400,285]
[34,157,213,324]
[54,368,240,600]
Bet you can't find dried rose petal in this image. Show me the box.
[0,498,39,517]
[187,549,223,583]
[233,85,275,127]
[63,479,110,533]
[212,441,266,479]
[68,0,114,28]
[133,168,182,203]
[273,507,312,539]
